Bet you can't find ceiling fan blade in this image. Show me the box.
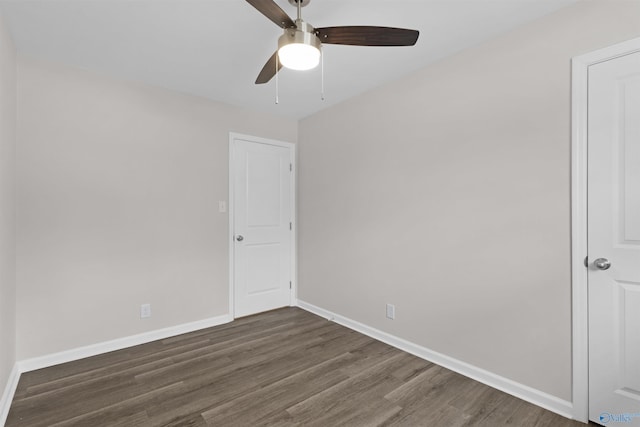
[255,51,283,84]
[315,26,419,46]
[246,0,296,29]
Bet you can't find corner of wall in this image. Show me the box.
[0,6,18,426]
[0,364,20,426]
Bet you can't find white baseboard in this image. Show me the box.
[0,364,20,427]
[18,313,233,374]
[296,300,574,420]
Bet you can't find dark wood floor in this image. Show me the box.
[7,307,589,426]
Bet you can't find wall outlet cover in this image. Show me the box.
[140,303,151,318]
[386,303,395,320]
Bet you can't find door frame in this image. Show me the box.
[228,132,297,319]
[571,36,640,423]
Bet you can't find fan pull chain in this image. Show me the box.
[275,54,279,104]
[320,49,325,101]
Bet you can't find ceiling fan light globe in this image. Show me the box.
[278,43,320,70]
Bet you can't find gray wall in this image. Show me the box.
[0,9,16,402]
[16,58,297,360]
[297,0,640,401]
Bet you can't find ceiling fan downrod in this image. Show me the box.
[289,0,309,28]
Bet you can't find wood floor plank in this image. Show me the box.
[6,307,592,427]
[201,352,355,425]
[22,356,175,400]
[285,352,416,424]
[382,403,471,427]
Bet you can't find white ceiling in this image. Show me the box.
[0,0,580,119]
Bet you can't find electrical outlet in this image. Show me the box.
[140,303,151,319]
[218,201,227,213]
[386,303,395,320]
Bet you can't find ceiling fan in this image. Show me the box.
[246,0,420,84]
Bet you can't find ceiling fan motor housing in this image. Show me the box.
[277,20,322,70]
[278,20,321,52]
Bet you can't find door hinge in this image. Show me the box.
[289,281,292,289]
[290,222,292,230]
[290,163,293,172]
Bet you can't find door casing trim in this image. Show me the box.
[228,132,296,319]
[571,36,640,423]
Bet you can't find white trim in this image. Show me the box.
[228,134,236,320]
[297,300,574,420]
[228,133,297,319]
[570,51,590,425]
[571,36,640,424]
[0,364,20,426]
[18,314,231,373]
[289,152,297,307]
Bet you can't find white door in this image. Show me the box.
[588,51,640,426]
[231,134,293,318]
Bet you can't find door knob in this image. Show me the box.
[236,235,244,242]
[593,258,611,270]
